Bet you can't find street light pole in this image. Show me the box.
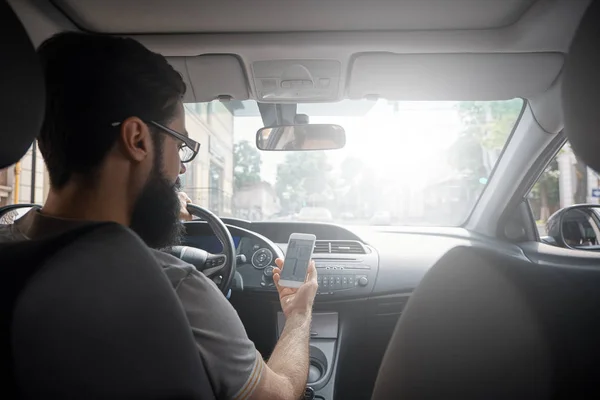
[13,161,20,204]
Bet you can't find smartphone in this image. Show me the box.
[278,233,316,288]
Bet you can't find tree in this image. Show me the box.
[456,99,523,153]
[233,140,261,190]
[336,156,365,214]
[341,156,364,185]
[530,158,560,222]
[574,157,588,204]
[448,100,524,203]
[357,166,379,216]
[275,151,332,212]
[333,156,385,218]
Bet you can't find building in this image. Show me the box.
[0,168,11,206]
[180,102,235,216]
[558,147,599,207]
[233,181,280,221]
[0,143,48,207]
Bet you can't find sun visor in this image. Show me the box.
[252,60,342,103]
[168,55,249,103]
[347,53,564,101]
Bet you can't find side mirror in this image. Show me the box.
[0,204,40,224]
[554,205,600,251]
[540,235,557,246]
[256,124,346,151]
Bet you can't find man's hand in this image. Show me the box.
[178,191,193,221]
[272,258,318,318]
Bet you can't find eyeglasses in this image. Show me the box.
[111,120,200,163]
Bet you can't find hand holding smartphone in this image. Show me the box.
[278,233,316,288]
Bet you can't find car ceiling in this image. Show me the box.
[51,0,538,33]
[8,0,591,119]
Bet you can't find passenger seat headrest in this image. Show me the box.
[0,1,45,169]
[563,0,600,172]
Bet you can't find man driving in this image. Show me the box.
[0,32,317,400]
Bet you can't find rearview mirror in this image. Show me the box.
[256,124,346,151]
[544,204,600,251]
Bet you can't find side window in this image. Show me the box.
[529,141,600,238]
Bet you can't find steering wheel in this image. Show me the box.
[165,204,236,295]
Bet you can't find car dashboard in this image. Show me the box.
[182,220,383,299]
[182,218,525,299]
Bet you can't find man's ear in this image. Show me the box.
[118,117,152,163]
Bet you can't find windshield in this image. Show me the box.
[181,99,523,226]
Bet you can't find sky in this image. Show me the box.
[232,99,464,190]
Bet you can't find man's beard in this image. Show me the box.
[130,166,184,250]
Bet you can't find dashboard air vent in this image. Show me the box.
[314,240,366,254]
[314,241,330,254]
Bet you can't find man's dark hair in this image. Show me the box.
[37,32,186,188]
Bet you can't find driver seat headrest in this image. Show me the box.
[0,1,45,169]
[563,0,600,171]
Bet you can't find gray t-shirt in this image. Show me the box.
[0,210,263,400]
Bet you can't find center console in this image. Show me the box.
[273,243,377,398]
[253,242,379,300]
[277,312,339,400]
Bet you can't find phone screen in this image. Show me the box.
[281,238,314,283]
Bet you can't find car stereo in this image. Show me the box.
[314,262,373,297]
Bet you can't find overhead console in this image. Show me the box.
[168,55,249,102]
[252,60,341,102]
[167,52,564,106]
[164,51,565,107]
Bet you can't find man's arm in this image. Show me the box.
[156,250,317,400]
[248,259,318,400]
[249,312,312,399]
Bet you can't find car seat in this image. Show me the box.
[0,2,214,398]
[372,1,600,399]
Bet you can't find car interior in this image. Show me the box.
[2,0,600,399]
